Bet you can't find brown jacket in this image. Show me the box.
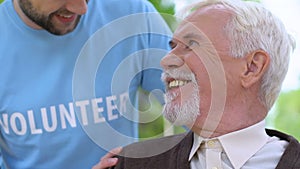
[112,129,300,169]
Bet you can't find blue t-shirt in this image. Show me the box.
[0,0,171,168]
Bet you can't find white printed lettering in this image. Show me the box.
[41,106,58,132]
[75,100,89,126]
[0,114,9,134]
[106,95,118,121]
[91,98,105,123]
[59,103,76,129]
[0,94,128,135]
[28,110,43,134]
[10,112,27,135]
[119,92,129,115]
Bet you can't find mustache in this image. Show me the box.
[53,0,89,16]
[53,9,75,16]
[161,69,197,83]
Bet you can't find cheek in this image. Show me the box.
[188,60,210,91]
[195,72,211,98]
[185,53,212,102]
[38,1,63,14]
[194,63,212,110]
[180,83,196,102]
[185,54,205,75]
[224,63,243,89]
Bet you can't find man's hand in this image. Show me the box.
[92,147,122,169]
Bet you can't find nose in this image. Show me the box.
[160,52,184,70]
[65,0,88,15]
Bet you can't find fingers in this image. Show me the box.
[92,158,118,169]
[103,147,123,159]
[92,147,123,169]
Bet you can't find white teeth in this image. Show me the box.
[58,14,72,18]
[179,81,184,86]
[168,80,188,88]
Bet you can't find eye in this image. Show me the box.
[187,40,199,49]
[169,40,177,49]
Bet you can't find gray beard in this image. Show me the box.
[163,79,200,126]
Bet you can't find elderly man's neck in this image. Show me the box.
[192,96,267,138]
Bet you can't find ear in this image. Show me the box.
[241,50,270,88]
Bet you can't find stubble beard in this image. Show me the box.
[18,0,81,35]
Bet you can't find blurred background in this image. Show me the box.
[1,0,298,140]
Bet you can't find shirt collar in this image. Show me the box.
[189,133,204,161]
[189,120,269,168]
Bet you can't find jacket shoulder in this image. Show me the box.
[266,129,300,169]
[121,132,189,158]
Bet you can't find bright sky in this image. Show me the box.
[174,0,300,92]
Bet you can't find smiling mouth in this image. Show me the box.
[55,13,76,23]
[57,13,73,18]
[168,79,191,89]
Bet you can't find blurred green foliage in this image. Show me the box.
[272,89,300,140]
[0,0,3,4]
[148,0,175,15]
[148,0,177,32]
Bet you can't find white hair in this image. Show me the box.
[176,0,296,110]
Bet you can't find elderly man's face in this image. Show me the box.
[15,0,88,35]
[161,5,244,132]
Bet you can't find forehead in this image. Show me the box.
[173,4,233,41]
